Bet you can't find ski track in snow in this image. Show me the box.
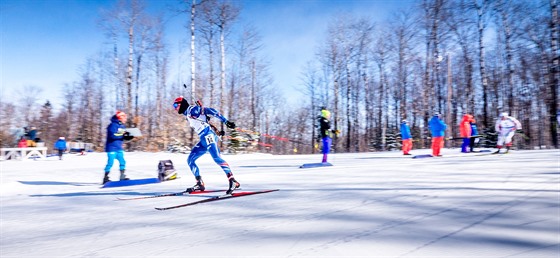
[1,149,559,257]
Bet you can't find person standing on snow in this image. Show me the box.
[459,114,474,153]
[102,111,134,184]
[400,119,413,155]
[54,137,67,160]
[494,112,522,154]
[173,96,239,194]
[429,113,447,157]
[469,118,480,152]
[318,108,339,163]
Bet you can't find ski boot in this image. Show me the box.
[102,173,111,184]
[120,170,130,181]
[186,176,205,193]
[226,174,240,195]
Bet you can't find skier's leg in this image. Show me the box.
[505,131,515,153]
[104,152,116,172]
[103,152,117,183]
[208,141,231,175]
[186,142,207,192]
[116,150,126,171]
[187,142,207,178]
[116,150,128,180]
[431,137,438,156]
[461,138,469,152]
[207,138,239,194]
[433,137,443,156]
[495,133,506,153]
[322,137,331,162]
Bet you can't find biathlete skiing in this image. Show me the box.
[494,112,522,154]
[173,96,240,194]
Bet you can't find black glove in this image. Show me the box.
[123,132,134,141]
[225,121,236,129]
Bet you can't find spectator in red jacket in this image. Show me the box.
[459,114,474,153]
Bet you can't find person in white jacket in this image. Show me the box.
[494,112,522,154]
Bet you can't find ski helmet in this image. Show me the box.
[173,96,189,114]
[321,109,331,119]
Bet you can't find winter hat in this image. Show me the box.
[500,112,508,117]
[321,109,331,119]
[116,111,127,122]
[59,137,65,140]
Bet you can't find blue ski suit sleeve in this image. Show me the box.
[203,107,228,123]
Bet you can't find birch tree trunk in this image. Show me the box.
[190,0,197,101]
[474,0,490,127]
[550,0,559,148]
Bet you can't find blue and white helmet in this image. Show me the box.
[186,105,202,118]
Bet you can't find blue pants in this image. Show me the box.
[461,138,470,153]
[322,137,331,154]
[104,151,126,172]
[188,133,231,177]
[322,137,331,162]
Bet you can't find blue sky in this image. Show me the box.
[1,0,415,109]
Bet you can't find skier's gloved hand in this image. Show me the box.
[225,121,236,129]
[123,132,134,141]
[218,130,225,136]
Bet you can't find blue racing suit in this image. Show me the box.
[183,107,231,177]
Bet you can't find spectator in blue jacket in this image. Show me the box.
[400,119,413,155]
[103,111,134,184]
[54,137,67,160]
[428,113,447,157]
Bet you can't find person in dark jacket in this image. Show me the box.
[428,113,447,157]
[318,108,339,163]
[102,111,134,184]
[400,119,412,155]
[54,137,67,160]
[469,119,479,152]
[26,127,37,147]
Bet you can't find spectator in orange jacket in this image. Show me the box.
[459,114,474,153]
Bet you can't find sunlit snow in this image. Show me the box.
[1,148,559,257]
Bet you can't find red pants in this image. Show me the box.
[402,139,412,154]
[431,136,444,156]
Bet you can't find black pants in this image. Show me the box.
[469,138,476,152]
[58,149,64,160]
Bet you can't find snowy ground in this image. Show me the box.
[1,148,559,258]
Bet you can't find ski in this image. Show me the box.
[116,190,226,201]
[155,189,279,210]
